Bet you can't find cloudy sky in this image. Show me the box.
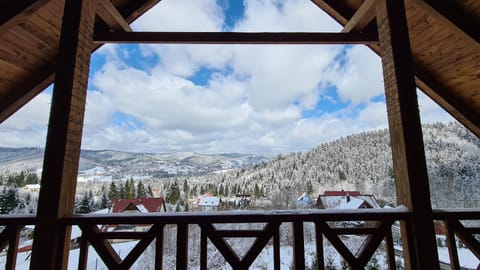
[0,0,453,154]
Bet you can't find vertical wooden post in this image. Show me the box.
[315,223,325,270]
[176,224,189,270]
[292,221,305,270]
[200,227,207,270]
[78,235,89,270]
[30,0,95,269]
[155,226,164,270]
[5,226,22,270]
[445,221,460,270]
[376,0,439,269]
[273,224,280,270]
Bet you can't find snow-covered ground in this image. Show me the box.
[0,241,140,270]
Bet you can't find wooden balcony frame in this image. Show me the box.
[4,0,475,269]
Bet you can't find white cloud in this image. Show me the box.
[237,0,341,32]
[325,45,383,104]
[132,0,223,31]
[417,90,454,124]
[0,92,50,147]
[358,101,388,129]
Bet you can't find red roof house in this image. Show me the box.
[111,197,167,213]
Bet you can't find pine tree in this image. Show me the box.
[183,179,188,193]
[25,172,39,185]
[108,181,118,201]
[126,178,135,199]
[76,192,93,213]
[147,185,154,197]
[88,189,96,211]
[0,187,19,214]
[137,181,146,198]
[118,181,126,199]
[100,192,109,209]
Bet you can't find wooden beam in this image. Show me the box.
[29,0,95,269]
[0,66,54,124]
[120,0,162,23]
[0,0,52,35]
[414,66,480,138]
[97,0,132,32]
[342,0,377,33]
[376,0,438,269]
[310,0,353,26]
[410,0,480,50]
[94,31,378,44]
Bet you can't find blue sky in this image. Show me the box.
[0,0,453,154]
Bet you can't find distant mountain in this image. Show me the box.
[1,122,478,208]
[0,148,269,178]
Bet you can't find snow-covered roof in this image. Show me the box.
[198,196,220,207]
[111,198,164,213]
[317,194,380,209]
[136,204,149,213]
[336,197,365,209]
[297,193,310,201]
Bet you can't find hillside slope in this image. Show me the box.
[187,122,479,208]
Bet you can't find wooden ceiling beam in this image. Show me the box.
[414,66,480,137]
[93,31,379,44]
[0,0,52,35]
[0,1,163,124]
[342,0,377,33]
[310,0,352,25]
[0,65,54,123]
[410,0,480,50]
[97,0,132,32]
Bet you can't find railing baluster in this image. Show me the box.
[78,234,89,270]
[6,226,22,270]
[200,226,207,270]
[176,223,188,270]
[292,221,305,270]
[155,224,164,270]
[385,226,396,270]
[314,222,325,270]
[445,221,461,270]
[273,224,280,270]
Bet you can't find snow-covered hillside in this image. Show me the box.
[176,122,479,208]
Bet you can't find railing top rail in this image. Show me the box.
[433,208,480,220]
[60,207,412,225]
[0,215,37,225]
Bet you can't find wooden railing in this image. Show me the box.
[1,208,479,269]
[433,209,480,270]
[0,216,36,270]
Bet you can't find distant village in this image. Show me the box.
[107,190,381,214]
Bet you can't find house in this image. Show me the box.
[111,197,167,214]
[104,198,167,232]
[198,196,221,211]
[296,193,314,208]
[316,190,380,209]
